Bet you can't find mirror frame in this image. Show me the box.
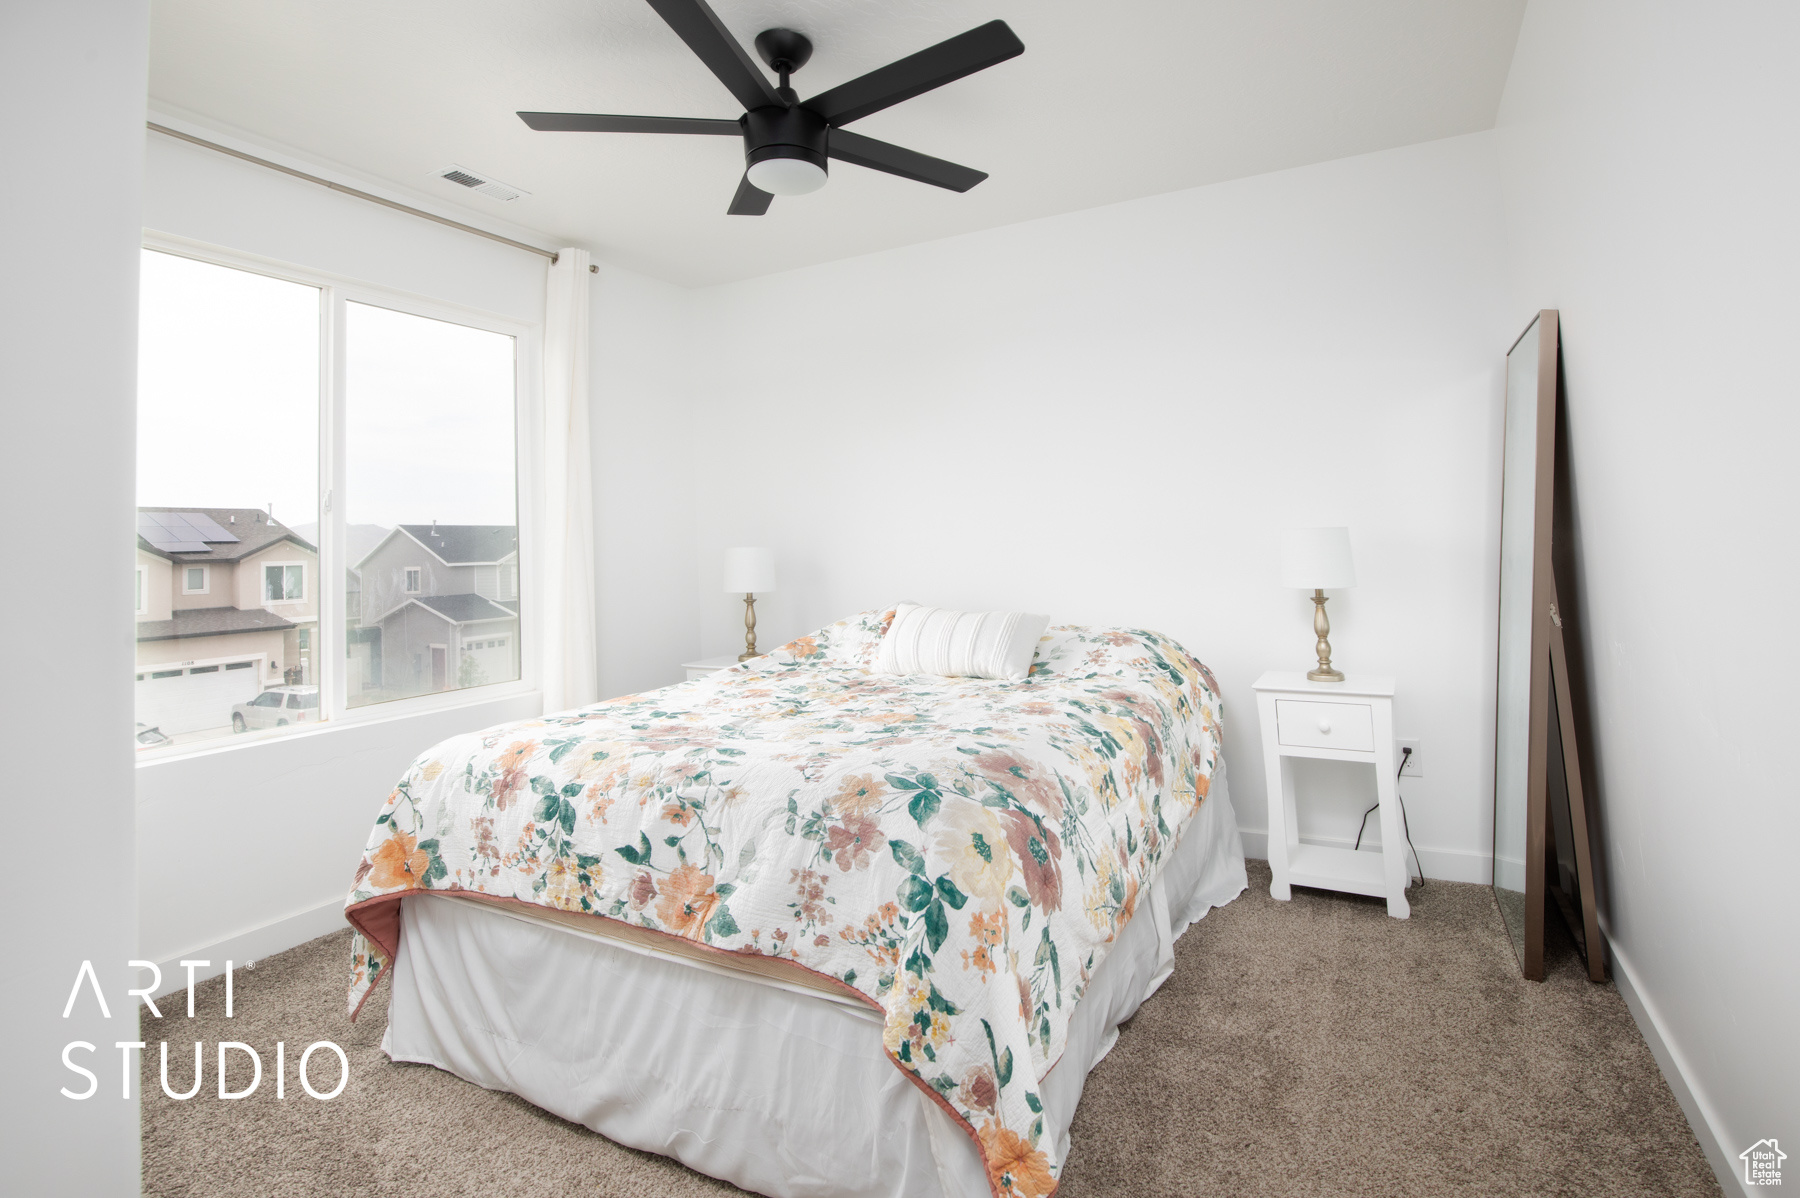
[1493,310,1605,983]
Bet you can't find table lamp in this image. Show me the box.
[1281,527,1355,682]
[723,547,777,661]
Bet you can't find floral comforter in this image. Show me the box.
[345,608,1223,1198]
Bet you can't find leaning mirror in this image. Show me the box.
[1493,316,1548,971]
[1492,310,1604,983]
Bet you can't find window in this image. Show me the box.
[137,249,319,750]
[251,692,283,708]
[288,691,320,710]
[134,242,530,754]
[264,563,305,603]
[346,301,520,709]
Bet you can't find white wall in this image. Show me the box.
[682,133,1516,880]
[142,126,548,321]
[0,1,148,1192]
[1496,1,1799,1188]
[136,127,552,978]
[590,262,700,697]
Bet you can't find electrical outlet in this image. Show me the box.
[1398,740,1423,777]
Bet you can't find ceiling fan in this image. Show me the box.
[517,0,1024,214]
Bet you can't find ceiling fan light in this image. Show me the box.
[746,149,828,196]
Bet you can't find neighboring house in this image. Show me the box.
[354,523,519,697]
[135,507,319,735]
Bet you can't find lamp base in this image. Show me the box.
[1307,589,1343,682]
[739,592,759,662]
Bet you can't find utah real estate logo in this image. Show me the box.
[1740,1139,1785,1188]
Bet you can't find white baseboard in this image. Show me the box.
[1606,937,1747,1197]
[147,900,348,1001]
[1237,827,1491,885]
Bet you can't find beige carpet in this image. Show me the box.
[140,863,1720,1197]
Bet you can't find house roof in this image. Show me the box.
[136,605,298,643]
[411,593,518,624]
[395,524,518,566]
[138,507,316,563]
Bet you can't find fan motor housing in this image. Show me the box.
[742,105,829,175]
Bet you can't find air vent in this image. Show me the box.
[433,164,529,202]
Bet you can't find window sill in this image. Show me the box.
[134,682,541,769]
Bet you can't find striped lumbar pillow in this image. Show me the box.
[875,603,1051,681]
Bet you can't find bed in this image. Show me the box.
[346,608,1245,1198]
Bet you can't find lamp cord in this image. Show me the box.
[1353,746,1424,889]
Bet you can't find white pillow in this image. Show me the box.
[875,603,1051,681]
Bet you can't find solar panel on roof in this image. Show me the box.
[164,514,204,540]
[182,512,239,542]
[138,510,242,550]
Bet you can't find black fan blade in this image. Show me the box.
[802,20,1024,127]
[827,128,988,192]
[518,112,742,135]
[728,175,774,215]
[644,0,782,112]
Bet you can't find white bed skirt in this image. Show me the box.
[383,765,1245,1198]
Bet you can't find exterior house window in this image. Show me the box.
[264,563,305,602]
[134,243,528,752]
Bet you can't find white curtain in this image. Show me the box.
[538,247,598,711]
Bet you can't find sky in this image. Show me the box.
[137,250,518,531]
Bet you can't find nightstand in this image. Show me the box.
[1252,671,1409,919]
[681,656,740,681]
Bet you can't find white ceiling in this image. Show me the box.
[149,0,1526,287]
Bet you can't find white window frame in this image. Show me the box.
[135,231,542,758]
[262,560,306,605]
[404,566,422,594]
[181,564,209,595]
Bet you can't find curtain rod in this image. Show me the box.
[147,122,577,267]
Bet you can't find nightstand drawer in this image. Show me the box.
[1275,699,1374,752]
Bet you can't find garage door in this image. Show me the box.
[460,636,515,687]
[135,660,262,736]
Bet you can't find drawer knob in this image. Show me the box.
[1318,718,1332,734]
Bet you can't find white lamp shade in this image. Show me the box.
[1281,527,1356,589]
[723,547,777,594]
